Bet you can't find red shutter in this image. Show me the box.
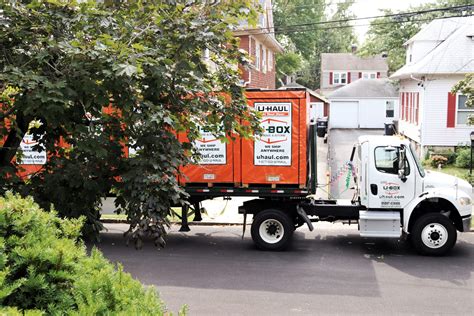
[405,92,408,122]
[359,72,362,79]
[329,72,333,85]
[401,93,405,120]
[377,72,380,78]
[347,72,351,84]
[408,93,412,123]
[415,93,420,124]
[447,92,456,127]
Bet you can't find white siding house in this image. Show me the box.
[391,16,474,157]
[328,79,399,129]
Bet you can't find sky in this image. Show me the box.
[332,0,433,43]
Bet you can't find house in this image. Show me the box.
[320,52,389,96]
[390,16,474,157]
[234,0,284,89]
[327,79,399,129]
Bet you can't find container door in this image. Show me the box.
[241,97,304,185]
[179,129,240,185]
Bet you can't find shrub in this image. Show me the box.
[0,193,174,315]
[430,155,448,168]
[455,148,471,168]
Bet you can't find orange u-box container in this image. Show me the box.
[180,89,313,189]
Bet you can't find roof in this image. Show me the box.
[321,53,388,71]
[327,79,398,99]
[279,83,329,103]
[391,16,474,79]
[404,17,469,45]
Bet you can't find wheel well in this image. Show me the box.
[241,199,299,224]
[408,198,463,232]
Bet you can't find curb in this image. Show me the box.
[101,219,247,226]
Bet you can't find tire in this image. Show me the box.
[411,213,457,256]
[251,209,294,251]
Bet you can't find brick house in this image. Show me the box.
[234,0,284,89]
[320,53,389,96]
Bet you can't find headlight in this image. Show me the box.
[459,197,471,206]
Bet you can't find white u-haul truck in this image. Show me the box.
[242,135,472,256]
[181,89,472,256]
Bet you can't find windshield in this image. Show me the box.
[410,143,425,177]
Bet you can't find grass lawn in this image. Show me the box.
[424,165,471,182]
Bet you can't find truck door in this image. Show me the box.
[367,145,416,209]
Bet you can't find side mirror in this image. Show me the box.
[398,146,407,182]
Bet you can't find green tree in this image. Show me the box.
[452,74,474,124]
[359,0,473,72]
[274,0,357,89]
[0,1,260,245]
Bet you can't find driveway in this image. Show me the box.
[328,129,383,199]
[94,223,474,315]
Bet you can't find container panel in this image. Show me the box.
[179,131,240,185]
[241,96,304,185]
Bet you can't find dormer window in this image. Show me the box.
[333,72,347,85]
[362,72,377,79]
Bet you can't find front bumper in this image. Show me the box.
[462,216,472,232]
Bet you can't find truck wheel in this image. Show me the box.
[411,213,457,256]
[251,209,294,251]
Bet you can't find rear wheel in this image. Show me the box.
[251,209,294,251]
[411,213,457,256]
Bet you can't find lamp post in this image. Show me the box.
[470,131,474,178]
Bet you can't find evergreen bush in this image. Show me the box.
[455,148,471,168]
[0,193,176,315]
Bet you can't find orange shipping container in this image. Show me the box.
[181,89,317,189]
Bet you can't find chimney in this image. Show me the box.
[351,44,357,54]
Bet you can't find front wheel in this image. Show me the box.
[411,213,457,256]
[251,209,294,251]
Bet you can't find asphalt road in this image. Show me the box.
[328,129,383,199]
[93,223,474,315]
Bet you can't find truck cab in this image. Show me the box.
[355,135,472,255]
[243,135,472,256]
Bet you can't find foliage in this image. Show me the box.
[455,147,471,168]
[0,1,260,245]
[276,52,303,80]
[430,155,448,168]
[0,193,169,315]
[274,0,357,89]
[451,74,474,124]
[359,0,473,72]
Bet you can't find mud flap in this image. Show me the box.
[296,205,314,231]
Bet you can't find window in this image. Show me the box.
[333,72,347,85]
[374,147,410,175]
[386,100,394,118]
[456,95,472,125]
[362,72,377,79]
[268,50,273,71]
[262,47,267,73]
[255,42,261,70]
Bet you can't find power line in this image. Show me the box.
[244,4,473,33]
[272,13,472,35]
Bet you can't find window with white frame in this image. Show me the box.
[362,72,377,79]
[456,95,473,125]
[262,47,267,73]
[333,72,347,84]
[255,42,261,70]
[386,100,395,118]
[268,50,273,71]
